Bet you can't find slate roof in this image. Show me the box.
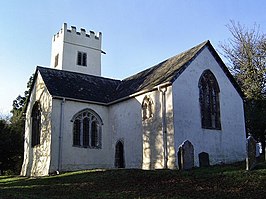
[115,40,209,97]
[37,67,120,103]
[33,40,243,106]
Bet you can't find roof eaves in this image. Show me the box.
[108,81,172,105]
[52,96,109,106]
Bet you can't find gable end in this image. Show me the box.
[206,43,245,99]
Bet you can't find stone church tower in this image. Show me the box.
[50,23,103,76]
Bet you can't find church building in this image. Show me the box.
[21,23,246,176]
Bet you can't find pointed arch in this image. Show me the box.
[71,108,103,148]
[142,96,153,120]
[31,101,41,147]
[115,140,125,168]
[198,70,221,129]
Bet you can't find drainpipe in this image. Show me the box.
[158,86,168,169]
[57,98,65,173]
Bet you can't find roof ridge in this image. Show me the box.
[121,40,209,82]
[37,40,209,84]
[35,40,217,106]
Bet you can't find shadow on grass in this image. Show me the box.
[254,161,266,170]
[0,162,265,199]
[0,176,16,180]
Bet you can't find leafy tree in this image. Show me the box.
[0,74,34,174]
[220,21,266,160]
[11,75,33,124]
[0,118,23,174]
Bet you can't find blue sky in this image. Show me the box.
[0,0,265,116]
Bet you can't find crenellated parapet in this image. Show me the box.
[51,23,102,76]
[53,23,102,42]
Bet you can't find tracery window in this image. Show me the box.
[199,70,221,130]
[72,109,102,148]
[142,96,153,120]
[31,102,41,147]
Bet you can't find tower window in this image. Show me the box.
[54,54,59,67]
[77,51,87,66]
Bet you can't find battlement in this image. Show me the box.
[50,23,102,76]
[53,23,102,41]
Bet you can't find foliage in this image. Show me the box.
[220,21,266,160]
[245,100,266,137]
[0,119,23,174]
[11,74,33,124]
[0,163,266,199]
[220,20,266,100]
[0,75,34,174]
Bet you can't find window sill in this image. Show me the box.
[72,145,101,149]
[202,127,222,131]
[31,144,41,148]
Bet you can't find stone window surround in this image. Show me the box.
[31,101,41,147]
[142,96,153,121]
[198,69,221,130]
[71,108,103,149]
[77,51,87,66]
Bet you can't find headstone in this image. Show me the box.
[178,140,194,170]
[199,152,210,167]
[246,136,257,170]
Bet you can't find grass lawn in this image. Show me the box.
[0,162,265,199]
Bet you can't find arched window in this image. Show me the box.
[72,109,103,149]
[115,140,125,168]
[31,102,41,147]
[142,96,153,121]
[199,70,221,129]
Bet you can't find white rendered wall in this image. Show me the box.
[21,72,53,176]
[49,99,112,173]
[108,89,175,170]
[137,89,175,170]
[109,98,143,168]
[172,47,246,167]
[51,23,102,76]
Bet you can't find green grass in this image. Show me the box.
[0,162,266,199]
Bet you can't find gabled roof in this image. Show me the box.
[115,40,209,97]
[37,67,121,104]
[28,40,243,108]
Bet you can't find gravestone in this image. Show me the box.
[178,140,194,170]
[199,152,210,167]
[246,136,257,170]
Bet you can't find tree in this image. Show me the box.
[11,74,33,124]
[0,74,34,174]
[0,118,23,174]
[220,21,266,160]
[220,21,266,99]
